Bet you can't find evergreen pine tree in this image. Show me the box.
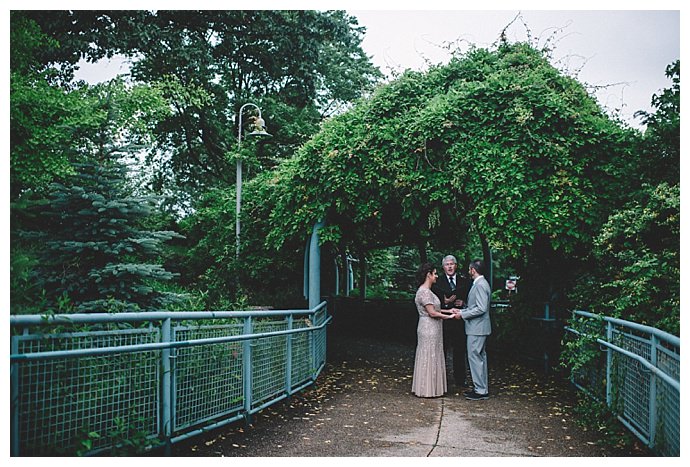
[23,80,184,313]
[29,155,185,313]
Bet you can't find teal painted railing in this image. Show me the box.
[565,311,679,456]
[10,302,330,456]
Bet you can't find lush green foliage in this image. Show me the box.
[568,62,680,334]
[12,11,134,84]
[23,160,184,313]
[61,10,382,207]
[265,42,639,266]
[10,14,91,197]
[634,61,680,185]
[178,176,309,308]
[10,10,383,313]
[10,15,184,314]
[589,183,678,332]
[10,11,679,334]
[14,80,184,313]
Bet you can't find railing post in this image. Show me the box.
[161,317,173,455]
[310,311,316,378]
[317,305,326,369]
[243,316,253,425]
[346,255,353,297]
[286,314,293,393]
[11,335,20,456]
[649,334,658,449]
[606,321,613,407]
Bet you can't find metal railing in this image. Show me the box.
[10,302,331,456]
[564,310,680,456]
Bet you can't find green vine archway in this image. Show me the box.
[262,41,640,267]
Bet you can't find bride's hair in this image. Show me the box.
[416,262,436,286]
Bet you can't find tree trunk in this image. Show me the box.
[417,238,428,264]
[479,232,493,289]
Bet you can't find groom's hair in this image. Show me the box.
[469,259,485,276]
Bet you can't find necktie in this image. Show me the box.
[449,276,455,289]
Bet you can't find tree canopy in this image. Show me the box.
[570,61,680,333]
[25,10,381,206]
[10,10,384,311]
[264,42,640,264]
[10,11,679,334]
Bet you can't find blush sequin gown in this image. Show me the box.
[411,286,447,397]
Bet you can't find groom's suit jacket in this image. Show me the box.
[461,276,492,336]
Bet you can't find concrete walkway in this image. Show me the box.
[170,334,649,457]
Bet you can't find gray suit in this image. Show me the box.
[461,276,491,394]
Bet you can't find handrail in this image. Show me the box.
[10,301,328,326]
[10,316,332,362]
[571,310,680,347]
[564,325,680,391]
[565,309,680,456]
[11,301,331,456]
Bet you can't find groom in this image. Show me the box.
[454,259,492,400]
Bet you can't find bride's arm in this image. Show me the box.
[424,304,453,319]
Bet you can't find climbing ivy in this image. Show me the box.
[265,41,640,265]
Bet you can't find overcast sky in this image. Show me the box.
[349,9,680,129]
[68,5,682,130]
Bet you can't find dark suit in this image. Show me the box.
[432,273,471,386]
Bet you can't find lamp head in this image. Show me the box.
[246,116,271,138]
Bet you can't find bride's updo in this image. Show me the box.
[416,262,436,286]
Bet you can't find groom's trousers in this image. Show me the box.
[466,334,488,395]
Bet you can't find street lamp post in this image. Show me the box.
[236,103,271,261]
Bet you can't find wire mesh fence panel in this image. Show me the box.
[656,374,680,456]
[173,323,245,431]
[655,340,680,456]
[291,319,314,388]
[612,352,651,437]
[563,326,606,400]
[11,304,331,456]
[565,311,680,457]
[577,356,606,400]
[657,341,680,379]
[611,329,652,439]
[13,328,159,455]
[313,307,328,370]
[251,319,289,408]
